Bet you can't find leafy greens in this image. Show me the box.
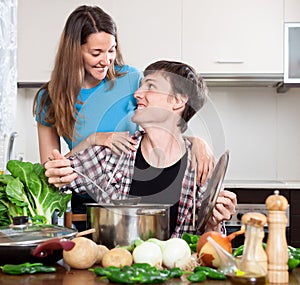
[0,160,72,226]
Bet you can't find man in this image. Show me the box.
[44,60,236,237]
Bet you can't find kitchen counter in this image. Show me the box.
[0,264,300,285]
[224,180,300,189]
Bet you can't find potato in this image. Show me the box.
[95,244,109,264]
[63,237,98,269]
[101,247,133,268]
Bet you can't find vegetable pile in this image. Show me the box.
[94,237,226,283]
[90,263,225,284]
[0,160,72,225]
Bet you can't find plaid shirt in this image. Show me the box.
[66,131,208,237]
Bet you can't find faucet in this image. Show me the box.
[7,131,18,162]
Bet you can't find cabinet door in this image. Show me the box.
[285,0,300,22]
[110,0,182,71]
[17,0,116,83]
[182,0,284,74]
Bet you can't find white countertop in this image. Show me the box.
[224,180,300,189]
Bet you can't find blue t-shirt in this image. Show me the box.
[36,65,142,150]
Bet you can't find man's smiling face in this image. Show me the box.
[132,71,178,127]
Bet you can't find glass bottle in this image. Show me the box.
[237,217,267,284]
[241,212,268,273]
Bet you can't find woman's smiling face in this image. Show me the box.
[81,32,117,88]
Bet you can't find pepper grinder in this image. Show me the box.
[241,212,268,274]
[265,190,289,284]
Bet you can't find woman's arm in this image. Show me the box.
[186,136,215,186]
[66,131,138,157]
[37,123,61,165]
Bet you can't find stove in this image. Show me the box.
[225,203,290,227]
[225,203,290,248]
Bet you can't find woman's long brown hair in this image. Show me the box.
[33,5,125,142]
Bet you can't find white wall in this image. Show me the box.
[15,86,300,181]
[209,87,300,181]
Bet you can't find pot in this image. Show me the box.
[0,218,77,265]
[86,203,171,248]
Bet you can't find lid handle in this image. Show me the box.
[32,238,75,258]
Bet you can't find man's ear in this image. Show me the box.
[173,94,188,111]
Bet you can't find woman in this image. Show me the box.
[33,5,214,228]
[33,5,140,161]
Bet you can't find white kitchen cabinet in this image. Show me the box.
[182,0,284,74]
[17,0,181,82]
[284,0,300,22]
[17,0,116,83]
[110,0,182,70]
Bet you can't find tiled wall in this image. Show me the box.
[15,86,300,181]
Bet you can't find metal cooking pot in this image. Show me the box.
[86,203,171,248]
[0,219,77,265]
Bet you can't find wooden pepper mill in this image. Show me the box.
[265,190,289,284]
[241,212,268,274]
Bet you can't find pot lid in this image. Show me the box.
[0,223,77,246]
[196,150,230,233]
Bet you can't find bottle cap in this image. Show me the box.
[242,212,267,226]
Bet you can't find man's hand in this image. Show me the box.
[205,190,237,232]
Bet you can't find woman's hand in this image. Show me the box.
[188,136,215,185]
[44,149,78,187]
[205,190,237,232]
[94,132,138,155]
[69,131,138,156]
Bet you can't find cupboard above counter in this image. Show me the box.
[17,0,182,83]
[18,0,297,84]
[182,0,284,75]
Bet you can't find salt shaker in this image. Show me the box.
[265,190,289,284]
[241,212,268,273]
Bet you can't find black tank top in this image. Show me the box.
[130,145,188,236]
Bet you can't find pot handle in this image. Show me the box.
[32,238,75,258]
[136,209,167,215]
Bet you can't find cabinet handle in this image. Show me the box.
[215,60,244,64]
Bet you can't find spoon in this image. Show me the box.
[72,168,141,205]
[72,168,110,202]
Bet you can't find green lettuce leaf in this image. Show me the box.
[0,160,72,225]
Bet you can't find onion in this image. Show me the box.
[148,237,191,269]
[197,230,243,268]
[162,238,192,269]
[132,241,163,267]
